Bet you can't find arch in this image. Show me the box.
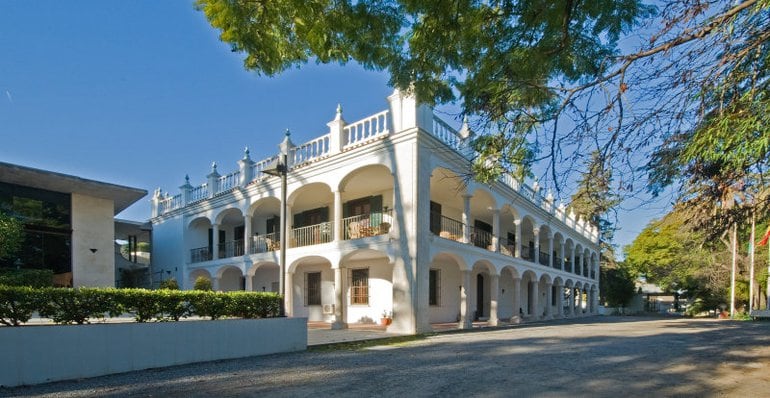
[564,238,575,273]
[288,255,333,273]
[520,216,537,262]
[247,262,280,292]
[471,260,494,320]
[214,207,244,226]
[287,181,332,206]
[247,196,281,217]
[187,215,212,229]
[552,232,564,269]
[217,265,244,292]
[537,225,553,266]
[338,163,393,193]
[520,270,538,318]
[498,266,520,321]
[291,256,333,322]
[341,248,392,265]
[429,251,466,323]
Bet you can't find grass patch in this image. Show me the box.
[308,334,433,352]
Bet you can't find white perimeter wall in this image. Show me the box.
[71,193,115,287]
[0,317,307,387]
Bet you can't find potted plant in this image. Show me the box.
[380,310,392,326]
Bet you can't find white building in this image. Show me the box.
[150,90,600,334]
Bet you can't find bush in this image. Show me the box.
[159,278,179,290]
[0,287,282,325]
[38,288,120,324]
[193,276,212,291]
[0,268,53,288]
[0,286,43,326]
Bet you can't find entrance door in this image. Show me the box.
[476,274,484,320]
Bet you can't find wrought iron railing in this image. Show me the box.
[539,251,549,266]
[434,215,465,242]
[190,247,211,263]
[251,232,279,254]
[222,240,245,258]
[471,227,493,249]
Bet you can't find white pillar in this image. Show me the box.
[211,276,220,292]
[244,215,252,255]
[571,249,577,274]
[556,284,564,317]
[570,288,577,316]
[327,104,346,154]
[333,190,343,241]
[514,220,522,258]
[285,272,294,317]
[512,277,522,323]
[533,227,540,264]
[462,195,472,244]
[207,162,220,198]
[544,282,552,319]
[245,273,253,291]
[332,266,347,329]
[529,280,539,319]
[238,148,255,187]
[492,209,500,252]
[459,270,472,329]
[212,224,220,260]
[559,241,566,270]
[489,274,499,326]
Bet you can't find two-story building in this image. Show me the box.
[150,90,601,334]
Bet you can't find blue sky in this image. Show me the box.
[0,1,669,250]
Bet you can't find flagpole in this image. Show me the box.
[749,213,755,313]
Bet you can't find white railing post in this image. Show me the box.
[238,147,255,187]
[207,162,220,198]
[328,104,346,155]
[179,175,192,207]
[387,88,432,134]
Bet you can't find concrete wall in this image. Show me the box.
[151,214,185,287]
[0,317,307,387]
[71,193,115,287]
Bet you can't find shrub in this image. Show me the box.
[0,286,43,326]
[193,276,212,291]
[0,268,53,288]
[187,290,230,320]
[227,291,281,318]
[159,278,179,290]
[38,288,120,325]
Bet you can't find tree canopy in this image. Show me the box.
[0,213,23,261]
[197,0,770,237]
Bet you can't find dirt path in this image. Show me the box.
[4,317,770,397]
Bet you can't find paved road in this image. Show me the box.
[3,317,770,397]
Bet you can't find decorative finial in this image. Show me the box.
[243,146,250,159]
[336,103,342,115]
[285,128,291,137]
[211,161,217,172]
[185,174,190,184]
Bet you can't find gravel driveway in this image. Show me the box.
[3,316,770,397]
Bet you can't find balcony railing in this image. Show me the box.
[190,247,211,264]
[553,256,562,269]
[564,260,572,273]
[222,239,245,258]
[539,251,549,266]
[435,215,464,242]
[471,227,493,249]
[251,232,279,254]
[501,238,515,257]
[292,222,333,248]
[344,210,393,240]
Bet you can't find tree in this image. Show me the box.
[600,265,636,309]
[0,213,23,261]
[196,0,770,233]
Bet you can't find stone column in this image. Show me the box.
[211,276,220,292]
[544,282,552,319]
[459,270,472,329]
[492,209,500,252]
[570,288,577,316]
[212,224,220,260]
[489,274,499,326]
[462,195,472,244]
[556,284,564,318]
[577,288,584,316]
[529,280,539,320]
[244,215,252,255]
[559,242,566,271]
[285,272,294,317]
[512,277,522,323]
[207,162,220,198]
[571,250,577,274]
[514,220,522,258]
[179,176,193,207]
[332,266,347,329]
[333,190,343,241]
[533,227,540,264]
[238,147,255,187]
[244,272,253,291]
[327,104,346,155]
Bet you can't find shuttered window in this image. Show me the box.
[351,268,369,305]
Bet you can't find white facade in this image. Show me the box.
[150,90,601,334]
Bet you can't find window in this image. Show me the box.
[351,268,369,305]
[429,269,440,306]
[305,272,321,306]
[429,201,442,234]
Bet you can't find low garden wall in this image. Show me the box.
[0,317,307,387]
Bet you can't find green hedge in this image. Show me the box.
[0,268,54,288]
[0,286,282,326]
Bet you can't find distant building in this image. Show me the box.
[150,90,601,334]
[0,162,146,287]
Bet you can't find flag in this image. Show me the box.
[759,224,770,246]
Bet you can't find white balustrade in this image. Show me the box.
[251,156,278,182]
[431,116,464,153]
[343,110,389,148]
[291,134,330,165]
[218,171,240,193]
[190,183,208,203]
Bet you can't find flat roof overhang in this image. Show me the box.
[0,161,147,215]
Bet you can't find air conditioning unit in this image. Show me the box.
[322,304,335,314]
